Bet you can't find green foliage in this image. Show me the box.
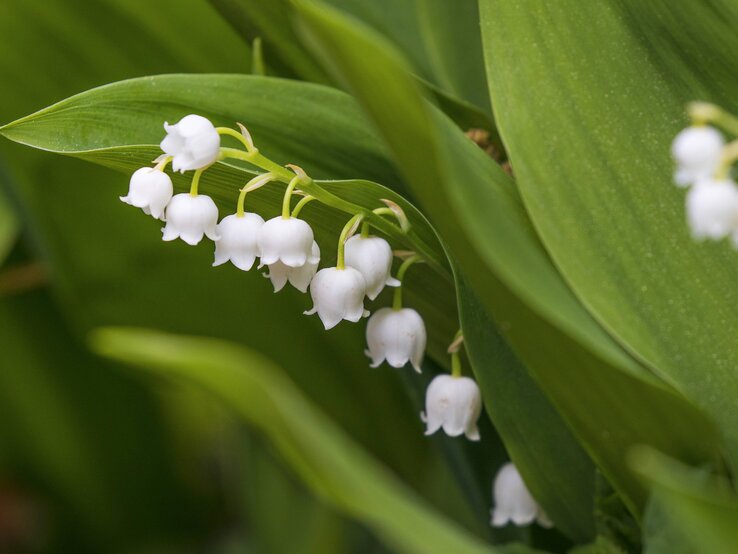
[1,0,737,552]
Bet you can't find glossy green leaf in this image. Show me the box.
[91,326,511,554]
[632,447,738,554]
[479,1,738,464]
[294,0,723,529]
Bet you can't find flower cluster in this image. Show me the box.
[120,114,483,442]
[671,103,738,244]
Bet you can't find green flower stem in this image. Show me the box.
[237,173,275,217]
[689,102,738,136]
[282,176,301,219]
[291,195,316,218]
[189,168,205,196]
[717,140,738,180]
[449,330,464,378]
[218,147,448,279]
[154,156,172,172]
[392,254,422,310]
[360,207,402,237]
[336,214,365,270]
[451,351,462,378]
[216,127,255,152]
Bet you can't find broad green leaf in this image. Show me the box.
[632,447,738,554]
[479,1,738,463]
[91,326,516,554]
[294,0,723,529]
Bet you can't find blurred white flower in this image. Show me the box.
[161,114,221,173]
[490,462,553,528]
[263,241,320,293]
[162,193,219,245]
[258,217,317,268]
[686,179,738,240]
[305,267,369,329]
[344,235,400,300]
[365,307,426,372]
[212,212,265,271]
[422,375,481,441]
[671,126,724,187]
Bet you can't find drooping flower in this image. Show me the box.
[671,126,724,187]
[365,307,426,372]
[344,235,400,300]
[212,212,265,271]
[162,193,219,245]
[305,267,369,329]
[422,375,481,441]
[262,241,320,293]
[120,167,173,220]
[686,179,738,240]
[161,114,221,173]
[490,463,553,528]
[258,216,317,268]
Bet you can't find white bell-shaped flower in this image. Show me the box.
[365,307,426,372]
[120,167,173,220]
[490,463,553,528]
[671,126,724,187]
[258,216,317,268]
[422,375,481,441]
[305,267,369,329]
[161,114,221,173]
[686,179,738,240]
[262,241,320,293]
[162,193,220,245]
[212,213,265,271]
[344,235,400,300]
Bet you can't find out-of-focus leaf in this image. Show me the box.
[0,178,18,266]
[479,0,738,464]
[207,0,332,84]
[413,0,490,112]
[0,290,209,551]
[294,0,724,531]
[632,447,738,554]
[568,536,626,554]
[92,327,522,554]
